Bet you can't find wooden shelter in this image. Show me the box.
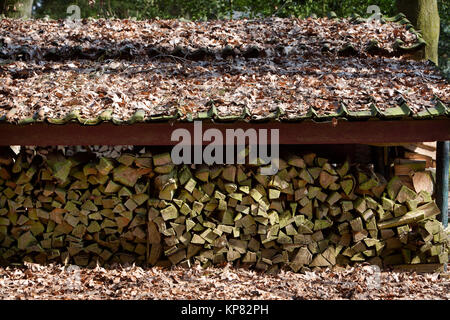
[0,15,448,219]
[0,15,448,269]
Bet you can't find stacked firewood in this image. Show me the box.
[401,142,436,169]
[393,142,436,197]
[0,148,448,271]
[150,153,448,272]
[0,149,153,266]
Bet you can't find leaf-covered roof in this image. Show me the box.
[0,15,448,125]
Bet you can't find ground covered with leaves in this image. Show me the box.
[0,262,448,300]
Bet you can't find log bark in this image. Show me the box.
[0,0,33,18]
[396,0,440,64]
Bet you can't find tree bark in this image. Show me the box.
[396,0,440,65]
[0,0,33,18]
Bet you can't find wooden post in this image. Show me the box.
[436,141,449,229]
[372,146,385,177]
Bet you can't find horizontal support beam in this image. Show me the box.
[0,119,449,146]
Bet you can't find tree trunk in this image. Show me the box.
[0,0,33,18]
[396,0,440,65]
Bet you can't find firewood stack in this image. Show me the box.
[0,149,153,267]
[0,147,448,271]
[401,142,436,169]
[393,142,437,196]
[150,152,448,272]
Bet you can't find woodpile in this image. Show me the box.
[0,149,153,267]
[401,142,436,169]
[393,159,435,195]
[393,142,436,198]
[0,147,448,272]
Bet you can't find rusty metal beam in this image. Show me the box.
[0,119,449,146]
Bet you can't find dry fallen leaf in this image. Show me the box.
[0,263,448,300]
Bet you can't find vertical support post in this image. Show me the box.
[373,146,385,177]
[436,141,449,229]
